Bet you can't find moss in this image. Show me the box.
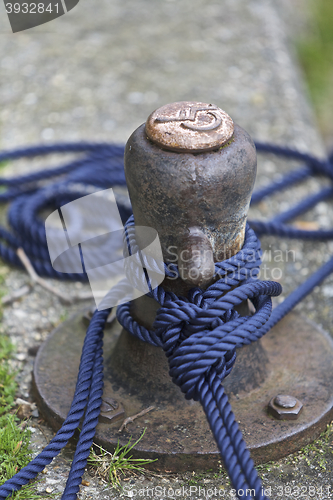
[295,421,333,470]
[219,136,235,150]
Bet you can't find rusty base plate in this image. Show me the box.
[32,311,333,472]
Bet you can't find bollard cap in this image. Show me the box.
[145,101,234,153]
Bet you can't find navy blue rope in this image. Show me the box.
[0,140,332,500]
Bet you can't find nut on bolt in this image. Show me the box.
[268,394,303,420]
[99,397,125,424]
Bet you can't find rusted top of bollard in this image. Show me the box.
[145,101,234,153]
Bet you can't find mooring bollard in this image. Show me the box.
[33,102,333,472]
[126,102,255,286]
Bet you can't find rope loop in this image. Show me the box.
[118,221,282,403]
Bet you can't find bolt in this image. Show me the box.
[268,394,303,420]
[100,397,119,412]
[99,397,125,424]
[274,394,297,409]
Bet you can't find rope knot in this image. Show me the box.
[158,279,281,400]
[116,218,283,399]
[117,220,282,402]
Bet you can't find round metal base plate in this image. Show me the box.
[32,311,333,472]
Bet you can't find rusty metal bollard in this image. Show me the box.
[126,102,255,288]
[33,101,333,471]
[111,102,268,412]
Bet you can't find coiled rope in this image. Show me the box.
[0,141,332,500]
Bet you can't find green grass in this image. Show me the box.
[0,277,40,499]
[0,374,39,499]
[88,429,157,488]
[0,414,32,483]
[0,269,16,416]
[0,335,16,416]
[0,344,40,500]
[0,334,14,359]
[296,0,333,140]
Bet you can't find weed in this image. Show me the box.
[0,413,43,499]
[0,335,16,416]
[88,428,157,488]
[0,414,32,482]
[59,310,68,323]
